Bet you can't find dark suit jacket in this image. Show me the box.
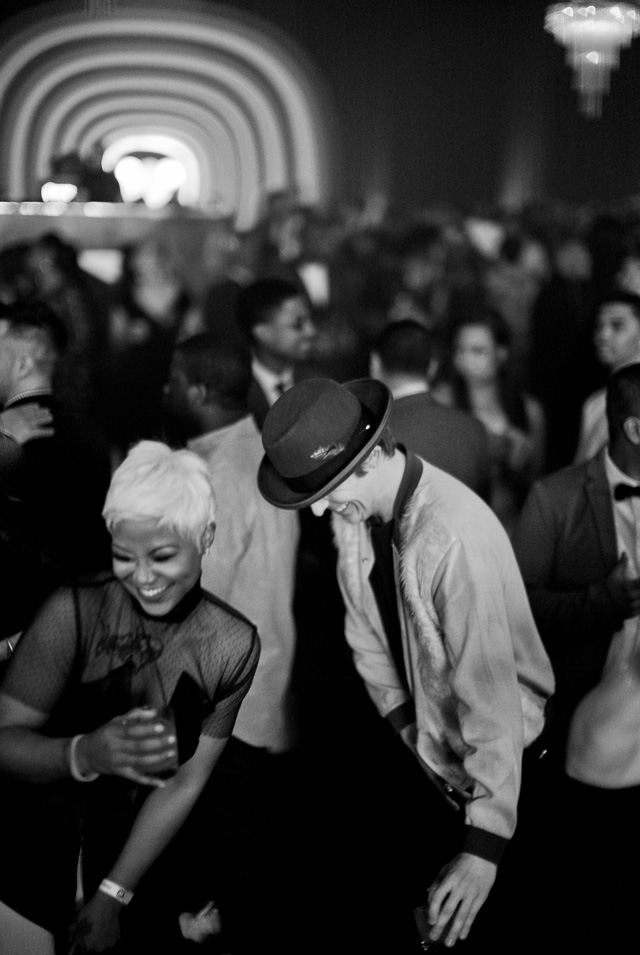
[247,376,272,431]
[0,394,112,635]
[511,450,624,752]
[389,392,492,500]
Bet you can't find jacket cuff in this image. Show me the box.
[385,701,416,733]
[462,826,509,865]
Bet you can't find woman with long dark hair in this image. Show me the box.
[433,306,545,533]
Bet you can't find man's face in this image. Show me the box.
[594,303,640,371]
[0,324,18,405]
[254,295,316,364]
[310,469,377,524]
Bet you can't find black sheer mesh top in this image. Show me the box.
[2,572,260,760]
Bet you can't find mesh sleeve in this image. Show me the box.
[1,587,78,715]
[200,619,260,740]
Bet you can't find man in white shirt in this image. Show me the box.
[163,334,302,953]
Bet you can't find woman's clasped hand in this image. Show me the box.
[77,707,177,788]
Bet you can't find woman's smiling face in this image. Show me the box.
[111,519,203,616]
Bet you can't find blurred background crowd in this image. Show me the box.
[3,189,639,531]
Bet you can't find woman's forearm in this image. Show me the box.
[105,736,226,892]
[0,726,71,783]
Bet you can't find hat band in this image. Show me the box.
[283,407,376,496]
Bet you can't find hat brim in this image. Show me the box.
[258,379,392,509]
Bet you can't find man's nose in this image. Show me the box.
[310,498,329,517]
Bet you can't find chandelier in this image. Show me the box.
[545,3,640,117]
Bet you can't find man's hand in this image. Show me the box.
[0,403,53,444]
[606,553,640,619]
[426,852,497,947]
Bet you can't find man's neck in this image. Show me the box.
[384,375,429,400]
[610,441,640,483]
[252,349,291,376]
[372,450,407,523]
[194,405,248,435]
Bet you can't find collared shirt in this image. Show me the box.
[603,450,640,675]
[251,357,294,408]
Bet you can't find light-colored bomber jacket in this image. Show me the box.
[332,456,554,845]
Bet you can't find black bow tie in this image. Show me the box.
[614,483,640,501]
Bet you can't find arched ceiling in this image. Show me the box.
[0,0,337,229]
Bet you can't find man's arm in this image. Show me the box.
[424,536,545,946]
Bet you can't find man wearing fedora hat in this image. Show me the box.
[259,377,554,952]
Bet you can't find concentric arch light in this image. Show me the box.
[0,0,338,229]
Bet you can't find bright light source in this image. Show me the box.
[113,155,188,209]
[41,181,78,202]
[114,156,147,202]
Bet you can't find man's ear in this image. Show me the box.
[14,352,34,383]
[251,322,272,347]
[623,416,640,445]
[201,522,216,554]
[360,445,384,472]
[187,382,207,408]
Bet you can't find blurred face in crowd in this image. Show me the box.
[253,295,317,369]
[111,518,204,617]
[27,245,64,297]
[453,324,505,385]
[555,239,591,283]
[0,323,19,405]
[401,245,446,293]
[593,302,640,371]
[616,256,640,296]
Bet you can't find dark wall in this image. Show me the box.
[220,0,640,211]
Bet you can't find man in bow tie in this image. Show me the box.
[512,360,640,950]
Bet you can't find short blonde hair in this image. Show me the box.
[103,441,216,547]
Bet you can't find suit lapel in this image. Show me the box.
[585,450,618,569]
[248,376,270,431]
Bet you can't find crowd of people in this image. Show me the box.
[1,189,640,953]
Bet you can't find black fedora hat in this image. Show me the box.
[258,378,392,509]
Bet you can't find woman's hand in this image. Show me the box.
[72,891,124,952]
[77,707,177,788]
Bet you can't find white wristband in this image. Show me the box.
[68,734,99,782]
[99,878,134,906]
